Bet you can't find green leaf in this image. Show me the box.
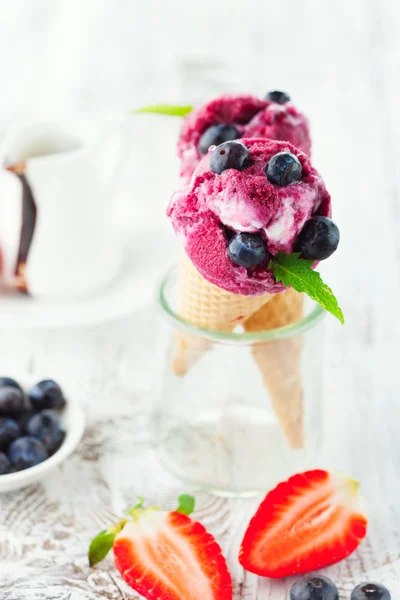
[126,496,144,516]
[270,252,345,324]
[129,104,193,117]
[88,522,124,567]
[176,494,195,516]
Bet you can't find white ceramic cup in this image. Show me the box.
[0,121,124,299]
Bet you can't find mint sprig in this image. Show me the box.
[270,252,344,324]
[129,104,193,117]
[176,494,195,516]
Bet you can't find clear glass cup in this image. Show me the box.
[154,266,325,497]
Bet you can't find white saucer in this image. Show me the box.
[0,235,172,329]
[0,373,85,493]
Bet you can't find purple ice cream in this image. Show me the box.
[178,93,311,182]
[168,138,331,296]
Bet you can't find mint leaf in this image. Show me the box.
[176,494,195,516]
[270,252,344,324]
[89,522,125,566]
[129,104,193,117]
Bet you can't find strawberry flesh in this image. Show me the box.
[239,469,368,578]
[113,509,232,600]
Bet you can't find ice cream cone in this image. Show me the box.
[168,136,333,450]
[173,252,272,375]
[244,288,305,448]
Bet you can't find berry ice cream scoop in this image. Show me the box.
[168,138,332,296]
[178,92,311,182]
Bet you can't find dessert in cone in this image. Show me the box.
[168,137,334,451]
[173,252,271,375]
[244,288,305,448]
[177,91,311,182]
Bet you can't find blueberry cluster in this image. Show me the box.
[0,377,66,475]
[209,142,306,186]
[208,141,340,269]
[197,89,290,155]
[290,576,390,600]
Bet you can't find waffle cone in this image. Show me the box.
[173,253,272,375]
[244,288,304,448]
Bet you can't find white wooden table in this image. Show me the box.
[0,1,400,598]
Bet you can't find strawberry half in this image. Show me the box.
[239,469,368,578]
[89,495,232,600]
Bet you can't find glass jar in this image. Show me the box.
[154,266,325,497]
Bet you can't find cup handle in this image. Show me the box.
[4,164,37,292]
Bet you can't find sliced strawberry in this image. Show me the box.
[88,495,232,600]
[239,469,368,578]
[114,509,232,600]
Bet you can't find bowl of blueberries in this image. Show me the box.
[0,374,85,492]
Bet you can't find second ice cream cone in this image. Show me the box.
[173,252,272,375]
[244,288,304,448]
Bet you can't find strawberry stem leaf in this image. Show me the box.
[88,529,116,567]
[176,494,195,516]
[126,496,144,516]
[129,104,193,117]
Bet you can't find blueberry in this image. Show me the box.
[351,582,391,600]
[228,232,267,268]
[265,151,302,186]
[295,216,340,260]
[14,409,35,433]
[0,451,10,475]
[290,576,339,600]
[265,90,291,104]
[210,141,249,175]
[198,124,239,155]
[26,411,65,454]
[28,379,66,411]
[0,376,24,395]
[0,418,21,451]
[8,436,48,471]
[0,386,28,415]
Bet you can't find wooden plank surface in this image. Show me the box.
[1,0,400,598]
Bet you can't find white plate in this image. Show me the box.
[0,373,85,493]
[0,235,167,329]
